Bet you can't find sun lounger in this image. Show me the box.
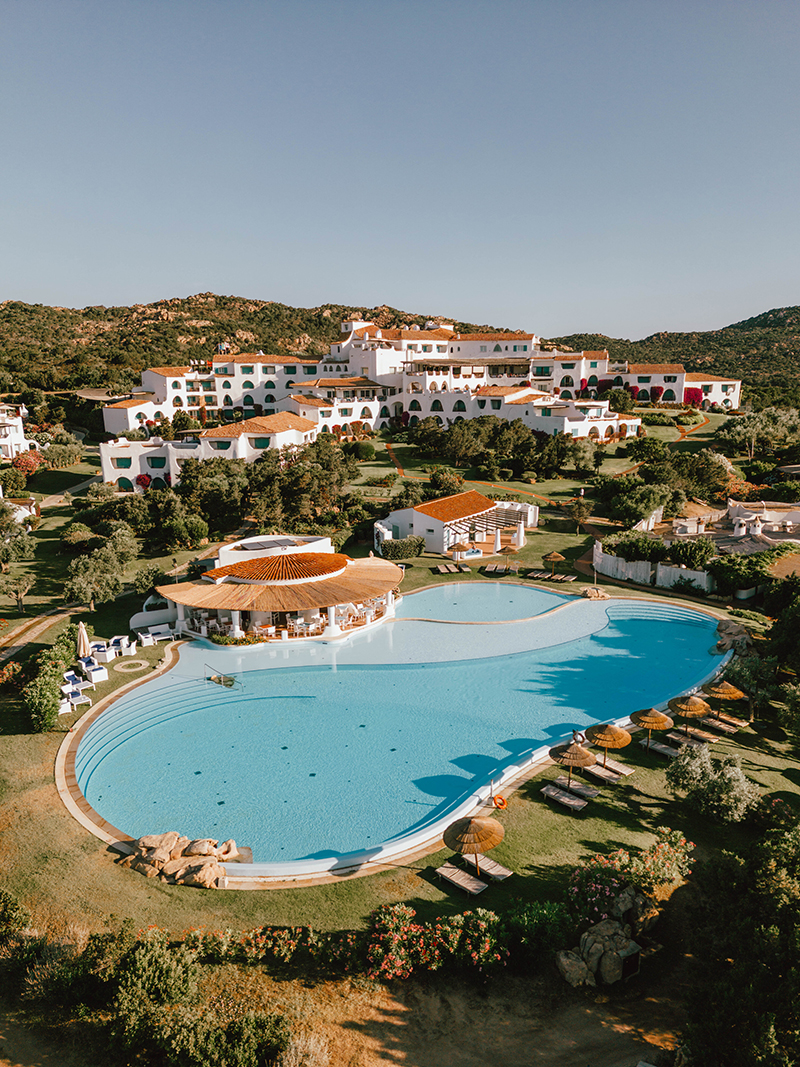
[562,574,578,582]
[495,564,507,576]
[509,562,520,574]
[436,565,448,574]
[541,783,588,813]
[435,861,488,895]
[445,564,459,573]
[462,853,514,881]
[596,756,635,777]
[716,711,749,729]
[583,763,621,785]
[554,775,600,799]
[640,738,681,759]
[684,726,720,743]
[484,564,497,574]
[458,563,471,573]
[700,716,738,735]
[666,731,706,749]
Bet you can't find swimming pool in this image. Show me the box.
[74,585,726,878]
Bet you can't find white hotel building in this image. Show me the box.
[99,320,741,488]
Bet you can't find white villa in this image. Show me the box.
[148,534,403,642]
[100,319,742,440]
[375,489,538,557]
[0,404,36,460]
[100,413,317,490]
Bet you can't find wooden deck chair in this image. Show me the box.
[435,861,488,895]
[541,783,588,813]
[462,853,513,881]
[640,738,681,759]
[700,716,738,736]
[445,564,459,573]
[554,775,600,799]
[458,563,471,573]
[582,763,621,786]
[666,731,706,749]
[495,563,507,576]
[484,564,497,574]
[596,755,635,777]
[436,565,448,574]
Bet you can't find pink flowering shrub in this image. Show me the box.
[568,867,629,924]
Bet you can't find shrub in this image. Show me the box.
[22,667,63,731]
[666,745,760,822]
[670,576,705,596]
[378,535,425,559]
[668,537,716,570]
[11,450,46,476]
[567,866,629,925]
[641,412,675,426]
[602,532,668,563]
[498,901,575,967]
[0,890,30,939]
[582,827,694,895]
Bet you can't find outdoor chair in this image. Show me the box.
[462,853,513,881]
[60,684,92,709]
[495,563,507,576]
[666,731,706,749]
[716,711,749,729]
[592,755,635,777]
[136,631,155,647]
[700,716,738,736]
[436,565,449,574]
[435,861,488,895]
[562,574,578,582]
[509,562,520,574]
[483,564,497,574]
[639,738,681,759]
[458,563,471,573]
[554,775,600,799]
[540,783,588,813]
[445,564,458,573]
[582,763,621,785]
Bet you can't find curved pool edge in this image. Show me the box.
[56,594,734,887]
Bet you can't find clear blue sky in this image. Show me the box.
[1,0,798,338]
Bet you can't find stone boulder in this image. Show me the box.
[121,831,242,889]
[556,950,595,988]
[631,892,660,934]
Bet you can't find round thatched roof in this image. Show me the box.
[702,680,746,701]
[443,816,505,855]
[549,737,596,768]
[630,708,673,731]
[585,723,632,750]
[668,694,711,718]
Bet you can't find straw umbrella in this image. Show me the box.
[668,694,711,736]
[543,551,565,577]
[443,816,505,877]
[630,707,673,750]
[702,680,745,703]
[76,621,91,660]
[451,541,470,560]
[585,723,632,768]
[549,731,596,787]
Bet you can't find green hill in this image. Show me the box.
[2,293,800,406]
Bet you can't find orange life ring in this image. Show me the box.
[493,796,508,810]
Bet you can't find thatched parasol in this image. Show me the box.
[702,680,745,702]
[499,544,518,555]
[585,723,632,768]
[549,731,596,786]
[443,816,505,876]
[630,707,674,750]
[543,550,565,577]
[668,694,711,735]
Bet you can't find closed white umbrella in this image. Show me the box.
[77,621,91,659]
[493,529,502,554]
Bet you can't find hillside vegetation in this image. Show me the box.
[0,295,493,394]
[1,293,800,407]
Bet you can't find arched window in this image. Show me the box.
[637,388,649,401]
[613,376,623,387]
[117,476,133,491]
[454,416,465,423]
[619,424,628,438]
[440,383,448,392]
[264,380,275,389]
[242,381,254,389]
[433,415,443,425]
[663,388,675,401]
[605,426,614,438]
[493,344,502,352]
[560,375,574,387]
[431,399,443,412]
[172,381,181,390]
[453,399,466,412]
[286,380,295,388]
[429,382,437,392]
[379,421,388,430]
[154,411,164,419]
[409,399,422,411]
[560,390,572,400]
[136,412,146,422]
[320,424,330,434]
[172,397,183,407]
[244,394,254,406]
[360,406,371,418]
[264,394,275,403]
[588,427,600,439]
[151,477,167,490]
[223,395,233,407]
[222,380,232,389]
[409,415,419,426]
[588,375,598,387]
[380,406,390,418]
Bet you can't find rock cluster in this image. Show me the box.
[120,832,241,889]
[581,587,611,599]
[556,919,642,988]
[716,619,754,653]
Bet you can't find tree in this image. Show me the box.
[64,547,123,611]
[568,438,595,476]
[11,450,45,477]
[568,498,592,532]
[605,388,634,414]
[426,466,464,498]
[0,529,35,572]
[668,537,716,570]
[0,574,35,612]
[133,562,167,596]
[666,745,760,822]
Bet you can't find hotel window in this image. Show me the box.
[171,381,181,390]
[242,380,254,389]
[422,345,431,352]
[202,381,215,392]
[637,376,651,384]
[147,457,167,469]
[283,366,296,375]
[664,375,677,382]
[562,363,575,369]
[214,366,231,375]
[210,441,232,450]
[243,395,254,406]
[262,365,276,375]
[321,410,332,417]
[222,381,232,389]
[240,365,254,375]
[250,438,271,448]
[186,381,199,392]
[589,361,598,368]
[340,408,352,416]
[490,399,501,410]
[303,366,318,375]
[513,345,528,352]
[477,399,486,409]
[480,345,487,352]
[111,457,132,469]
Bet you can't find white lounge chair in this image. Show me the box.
[136,631,156,647]
[148,625,174,642]
[64,670,94,691]
[541,783,588,813]
[462,853,513,881]
[435,861,488,895]
[60,684,92,709]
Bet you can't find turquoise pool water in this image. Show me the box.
[76,586,724,872]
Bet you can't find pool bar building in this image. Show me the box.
[152,534,404,641]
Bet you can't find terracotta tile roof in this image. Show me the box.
[199,413,316,438]
[452,333,534,341]
[413,490,495,522]
[208,552,348,583]
[106,396,156,408]
[302,377,380,388]
[684,373,739,383]
[215,354,319,365]
[627,363,685,374]
[581,350,610,358]
[289,394,333,408]
[474,385,529,396]
[506,393,550,404]
[353,327,454,342]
